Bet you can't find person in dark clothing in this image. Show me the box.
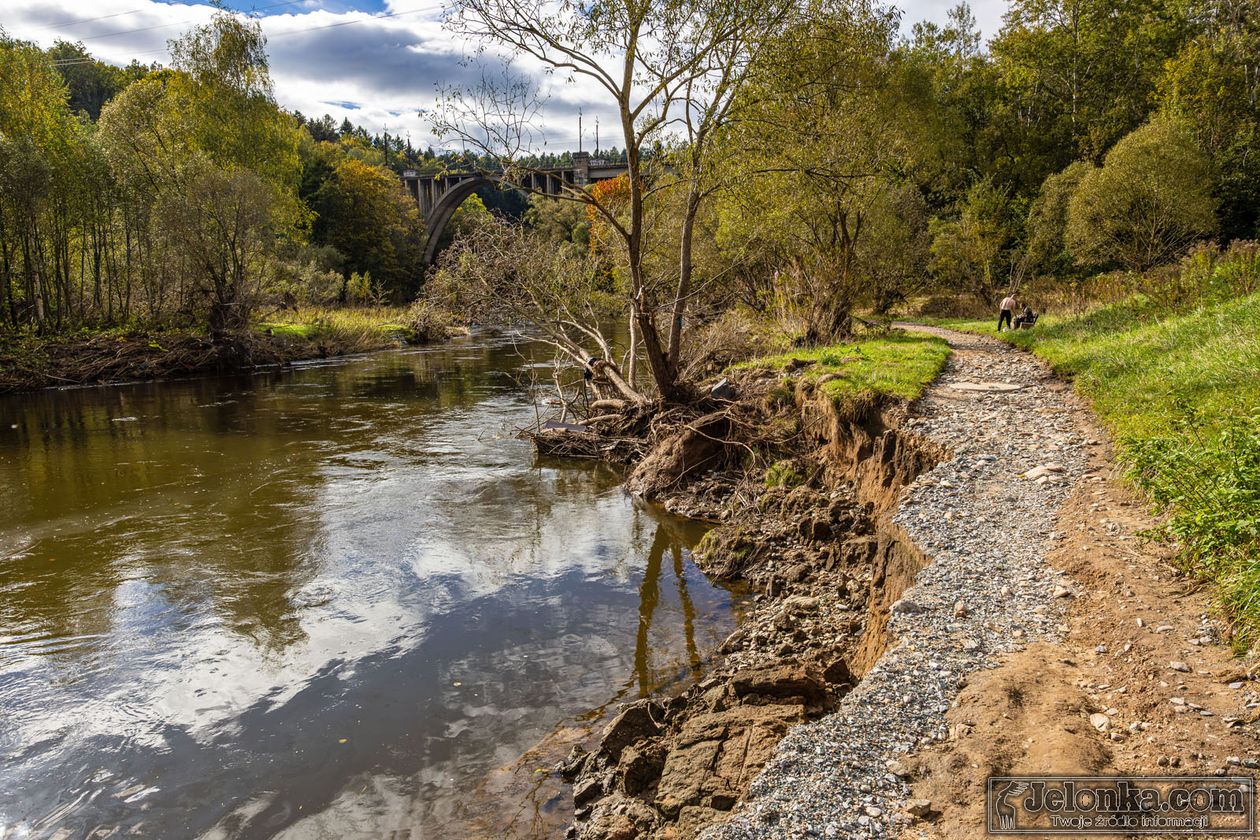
[998,294,1016,331]
[1013,304,1036,329]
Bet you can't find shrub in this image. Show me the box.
[1066,116,1217,271]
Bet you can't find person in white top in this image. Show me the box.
[998,294,1017,331]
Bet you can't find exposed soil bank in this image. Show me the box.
[561,369,947,840]
[563,324,1260,840]
[0,325,447,393]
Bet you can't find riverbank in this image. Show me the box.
[561,325,1260,839]
[557,330,951,839]
[0,304,459,393]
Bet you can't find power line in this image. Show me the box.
[44,4,435,67]
[39,6,156,30]
[54,0,306,43]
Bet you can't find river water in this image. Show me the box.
[0,334,743,839]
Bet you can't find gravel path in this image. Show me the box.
[702,326,1094,840]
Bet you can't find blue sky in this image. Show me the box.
[5,0,1008,150]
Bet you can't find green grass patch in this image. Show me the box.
[734,330,951,406]
[940,294,1260,647]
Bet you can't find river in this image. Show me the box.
[0,334,744,839]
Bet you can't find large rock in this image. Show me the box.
[654,704,806,817]
[599,699,663,763]
[730,663,827,705]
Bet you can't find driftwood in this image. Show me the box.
[528,428,647,463]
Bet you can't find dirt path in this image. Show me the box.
[703,326,1259,839]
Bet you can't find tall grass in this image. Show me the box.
[259,303,455,352]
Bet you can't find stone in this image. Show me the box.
[730,664,826,705]
[618,745,663,796]
[574,777,604,808]
[953,600,969,618]
[599,701,663,763]
[906,799,933,818]
[823,657,853,686]
[1089,713,1110,732]
[1169,661,1191,673]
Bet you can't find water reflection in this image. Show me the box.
[0,336,742,839]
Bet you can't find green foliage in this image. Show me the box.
[345,271,374,304]
[1065,116,1217,271]
[1127,412,1260,647]
[306,155,425,299]
[1157,12,1260,241]
[929,178,1021,304]
[1024,161,1092,281]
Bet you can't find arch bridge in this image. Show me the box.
[401,152,629,265]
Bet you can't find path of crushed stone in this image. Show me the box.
[703,326,1094,839]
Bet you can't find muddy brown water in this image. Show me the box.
[0,334,745,839]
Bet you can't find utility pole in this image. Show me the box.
[578,108,583,153]
[595,116,600,156]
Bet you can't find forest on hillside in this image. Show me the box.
[0,0,1256,368]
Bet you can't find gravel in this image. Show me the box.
[701,327,1091,839]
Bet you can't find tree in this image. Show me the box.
[96,12,304,335]
[437,0,791,401]
[858,182,932,313]
[1066,116,1217,271]
[308,157,425,299]
[929,177,1022,304]
[1023,160,1091,280]
[716,0,928,341]
[1158,5,1260,240]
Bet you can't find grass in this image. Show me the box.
[259,306,420,353]
[734,330,951,406]
[937,293,1260,647]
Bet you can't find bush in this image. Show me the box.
[1066,116,1217,271]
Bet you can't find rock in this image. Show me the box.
[710,378,736,401]
[618,745,664,796]
[906,799,934,818]
[822,657,853,686]
[1053,585,1072,598]
[730,664,826,705]
[886,758,910,777]
[1169,661,1191,673]
[1089,712,1110,732]
[654,704,805,817]
[864,805,883,818]
[599,701,663,763]
[574,777,604,808]
[952,600,968,618]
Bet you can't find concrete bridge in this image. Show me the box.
[401,151,628,264]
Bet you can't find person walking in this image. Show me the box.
[998,293,1016,331]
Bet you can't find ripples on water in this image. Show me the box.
[0,335,745,839]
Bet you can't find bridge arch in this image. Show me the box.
[421,176,496,266]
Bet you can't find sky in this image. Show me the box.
[0,0,1008,152]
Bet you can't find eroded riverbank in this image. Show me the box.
[559,360,948,839]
